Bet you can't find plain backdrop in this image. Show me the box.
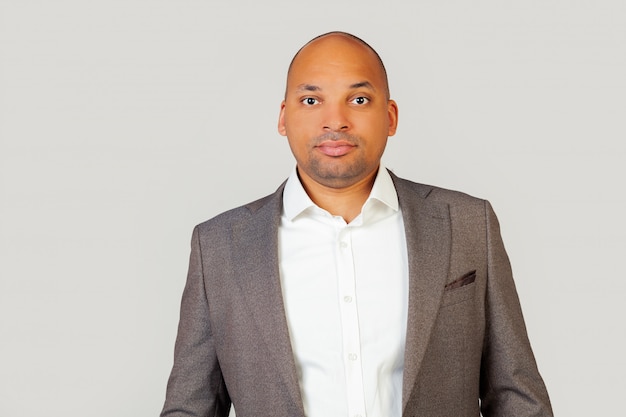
[1,1,624,416]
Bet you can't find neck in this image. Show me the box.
[297,167,379,223]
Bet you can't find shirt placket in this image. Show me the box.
[336,224,367,417]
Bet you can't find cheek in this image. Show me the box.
[368,138,389,159]
[285,136,309,161]
[284,109,320,132]
[355,109,389,129]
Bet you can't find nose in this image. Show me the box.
[322,103,350,132]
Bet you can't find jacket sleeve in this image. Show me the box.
[160,226,232,417]
[479,201,553,417]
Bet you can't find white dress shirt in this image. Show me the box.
[278,166,409,417]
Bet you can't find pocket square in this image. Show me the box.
[445,270,477,291]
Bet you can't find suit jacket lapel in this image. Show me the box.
[230,184,306,416]
[392,175,452,413]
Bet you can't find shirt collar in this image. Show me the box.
[282,165,399,223]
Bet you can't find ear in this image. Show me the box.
[387,99,399,136]
[278,100,287,136]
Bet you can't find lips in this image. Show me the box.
[315,141,356,157]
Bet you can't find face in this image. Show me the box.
[278,35,398,190]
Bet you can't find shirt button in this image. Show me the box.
[348,353,358,361]
[340,241,348,249]
[343,296,353,303]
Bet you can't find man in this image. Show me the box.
[161,32,553,417]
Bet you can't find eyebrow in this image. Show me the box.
[349,81,375,91]
[295,84,321,93]
[294,81,376,93]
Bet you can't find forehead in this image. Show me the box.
[287,35,385,91]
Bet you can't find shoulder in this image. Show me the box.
[390,171,487,214]
[194,181,286,236]
[390,172,498,247]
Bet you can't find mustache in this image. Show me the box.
[312,132,361,145]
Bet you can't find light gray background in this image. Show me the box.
[1,1,624,416]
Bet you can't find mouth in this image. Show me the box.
[315,140,356,157]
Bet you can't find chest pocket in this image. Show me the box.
[441,280,476,307]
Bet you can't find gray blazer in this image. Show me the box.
[161,172,553,417]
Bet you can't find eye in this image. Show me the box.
[301,97,320,106]
[351,96,370,105]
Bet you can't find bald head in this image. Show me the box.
[286,32,390,99]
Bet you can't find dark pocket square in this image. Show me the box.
[445,270,477,291]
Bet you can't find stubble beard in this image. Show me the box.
[305,132,372,189]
